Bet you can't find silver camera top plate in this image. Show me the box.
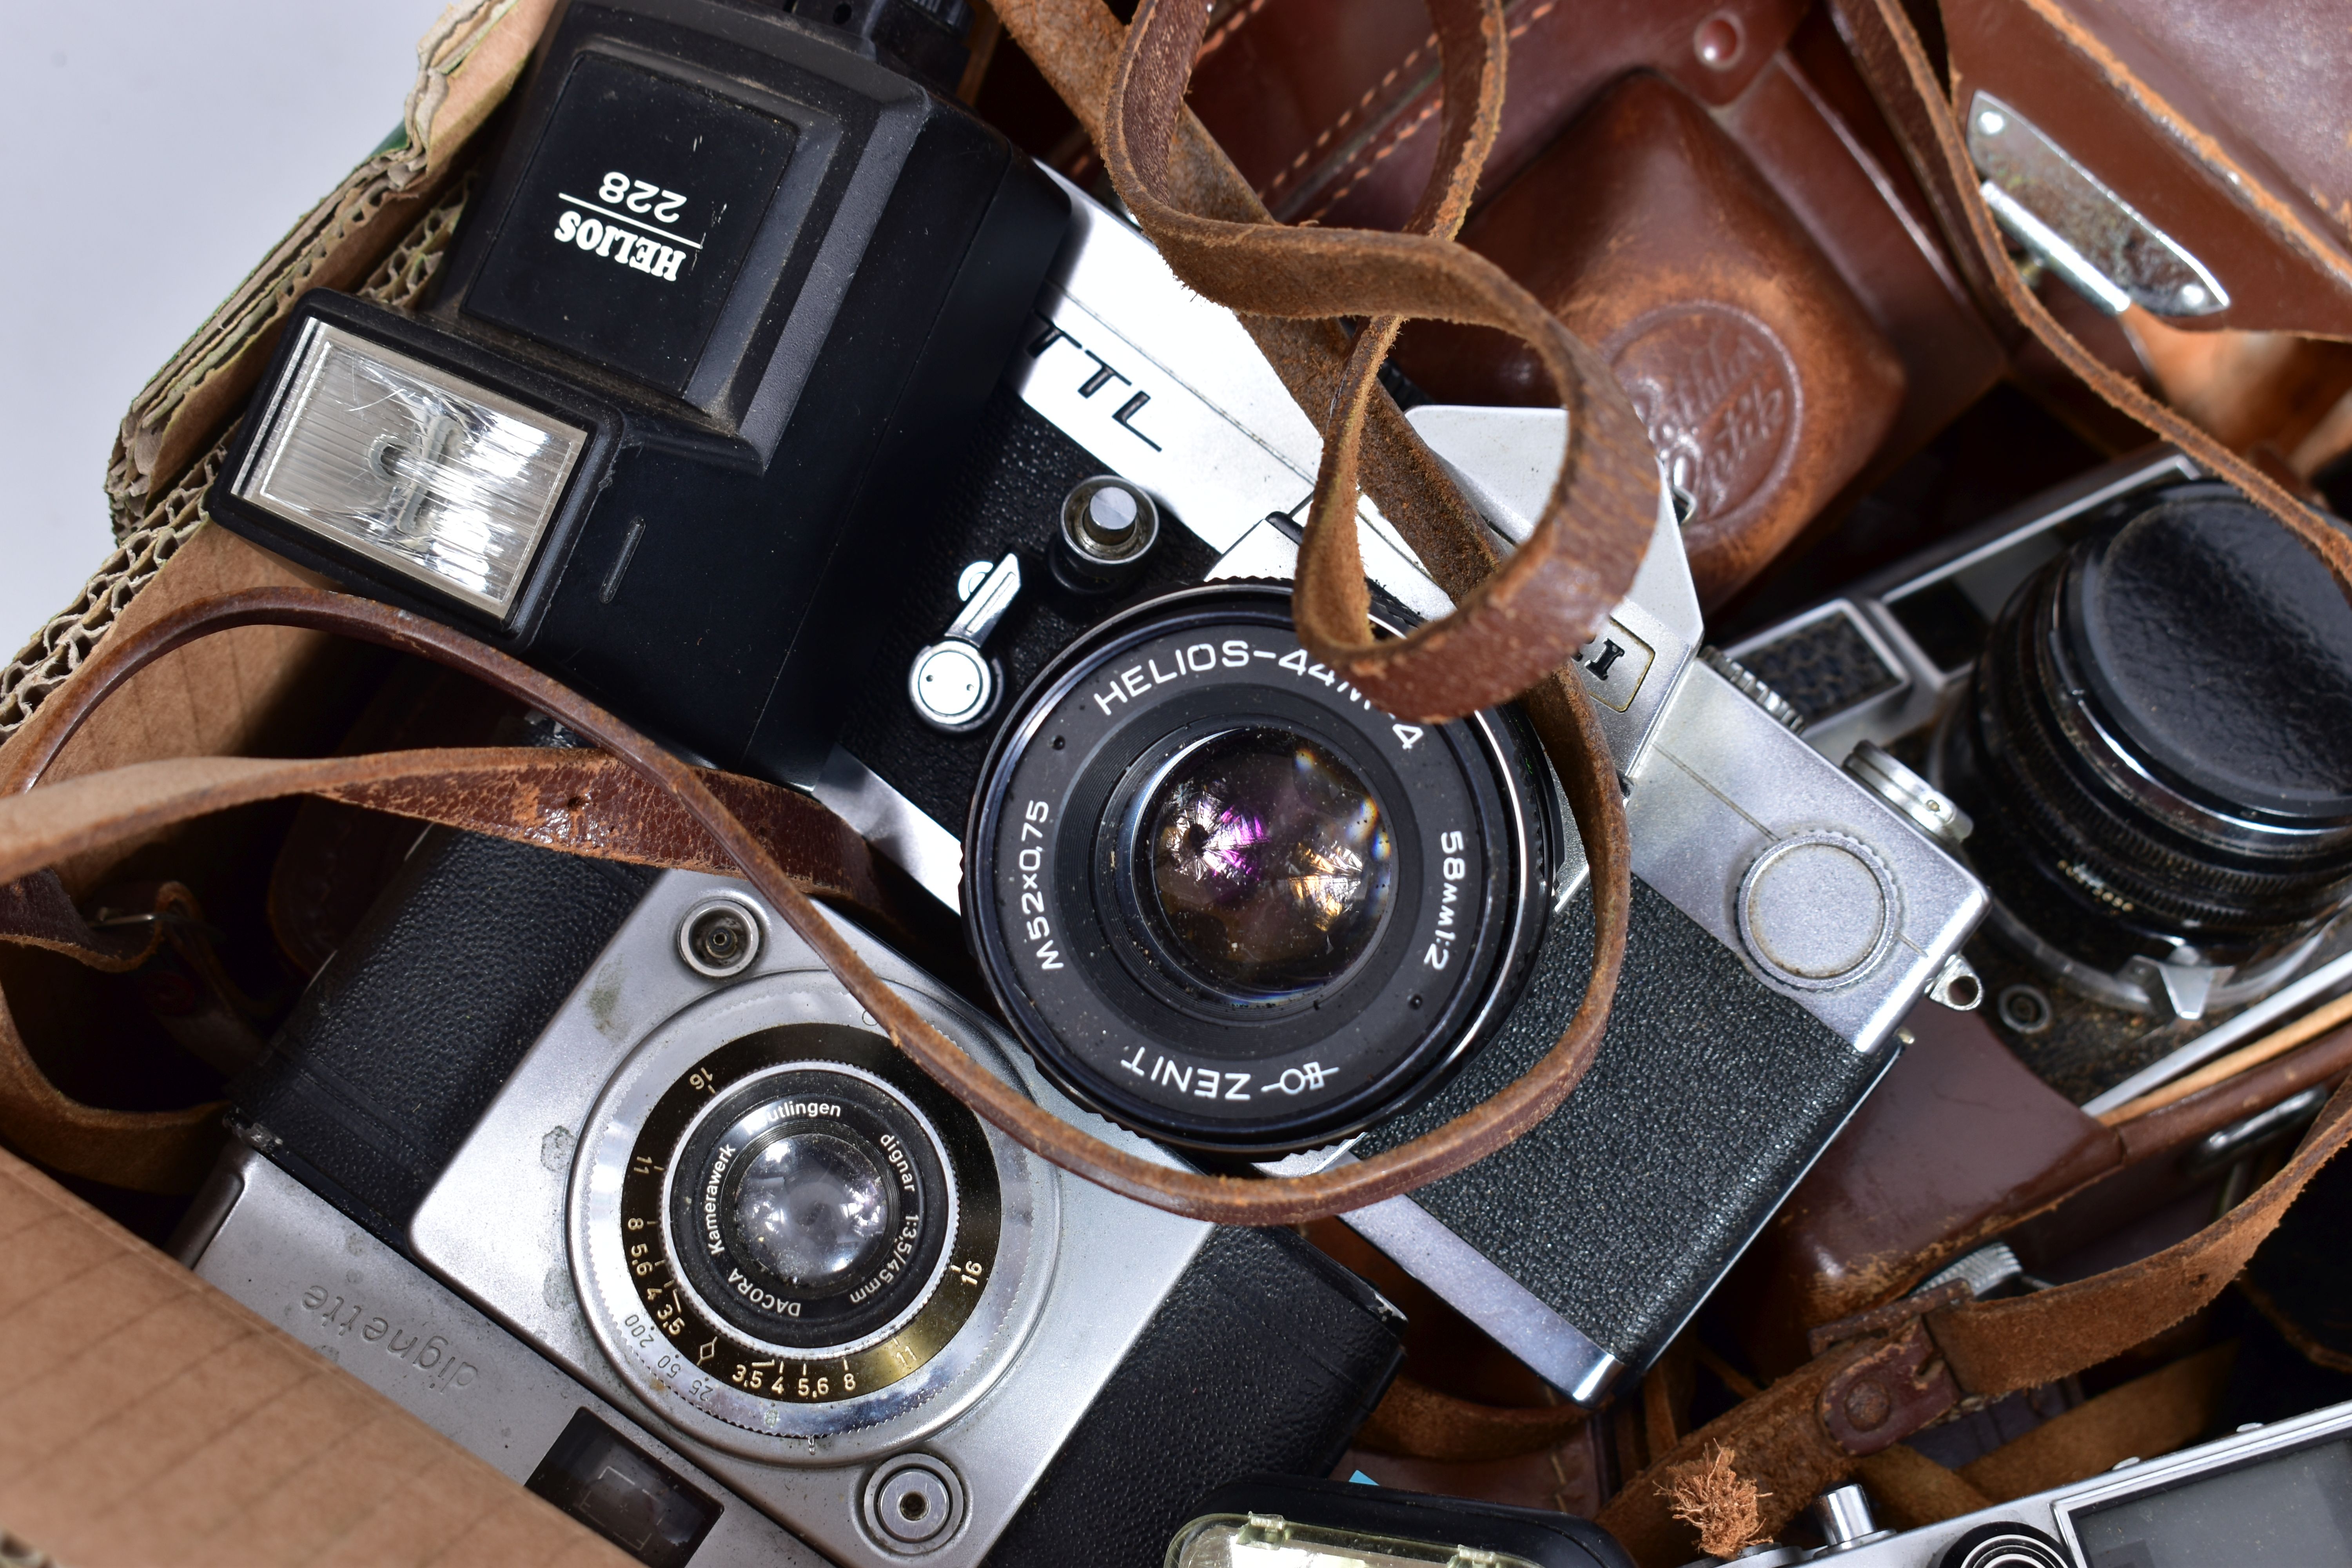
[1009,169,1452,622]
[1629,661,1986,1047]
[1753,1393,2352,1566]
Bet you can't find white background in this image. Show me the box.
[0,0,446,656]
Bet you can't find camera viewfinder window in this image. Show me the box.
[234,321,585,618]
[466,53,799,396]
[2067,1436,2352,1566]
[524,1409,720,1568]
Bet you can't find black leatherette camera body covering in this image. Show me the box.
[986,1225,1403,1567]
[233,827,657,1245]
[1354,878,1875,1365]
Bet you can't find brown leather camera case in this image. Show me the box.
[1393,73,1906,605]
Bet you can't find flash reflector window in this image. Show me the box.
[234,319,586,618]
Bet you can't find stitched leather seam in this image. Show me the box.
[2005,0,2352,274]
[1303,98,1440,222]
[1297,0,1559,223]
[1262,34,1439,202]
[1194,0,1275,66]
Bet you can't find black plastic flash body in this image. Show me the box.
[211,0,1069,786]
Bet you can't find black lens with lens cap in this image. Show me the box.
[1943,483,2352,975]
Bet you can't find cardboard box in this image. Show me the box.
[0,6,625,1560]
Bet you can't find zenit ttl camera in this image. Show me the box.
[826,190,1990,1403]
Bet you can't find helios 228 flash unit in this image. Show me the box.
[212,0,1068,785]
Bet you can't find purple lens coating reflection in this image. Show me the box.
[1141,727,1395,999]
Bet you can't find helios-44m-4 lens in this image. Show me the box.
[965,586,1564,1156]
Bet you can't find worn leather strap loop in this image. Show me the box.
[0,584,1628,1224]
[987,0,1530,633]
[1099,0,1660,723]
[0,871,168,973]
[1598,1078,2352,1563]
[1927,1076,2352,1397]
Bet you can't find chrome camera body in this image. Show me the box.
[1698,1394,2352,1567]
[1726,449,2352,1114]
[403,873,1201,1555]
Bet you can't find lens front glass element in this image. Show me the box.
[1138,727,1395,999]
[732,1132,891,1289]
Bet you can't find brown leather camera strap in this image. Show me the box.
[0,581,1628,1223]
[986,0,1650,1224]
[1591,1077,2352,1562]
[998,0,1508,621]
[1355,1372,1592,1465]
[0,601,927,1193]
[0,750,905,924]
[999,0,1662,722]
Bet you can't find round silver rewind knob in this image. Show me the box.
[1938,1521,2068,1568]
[1737,831,1900,991]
